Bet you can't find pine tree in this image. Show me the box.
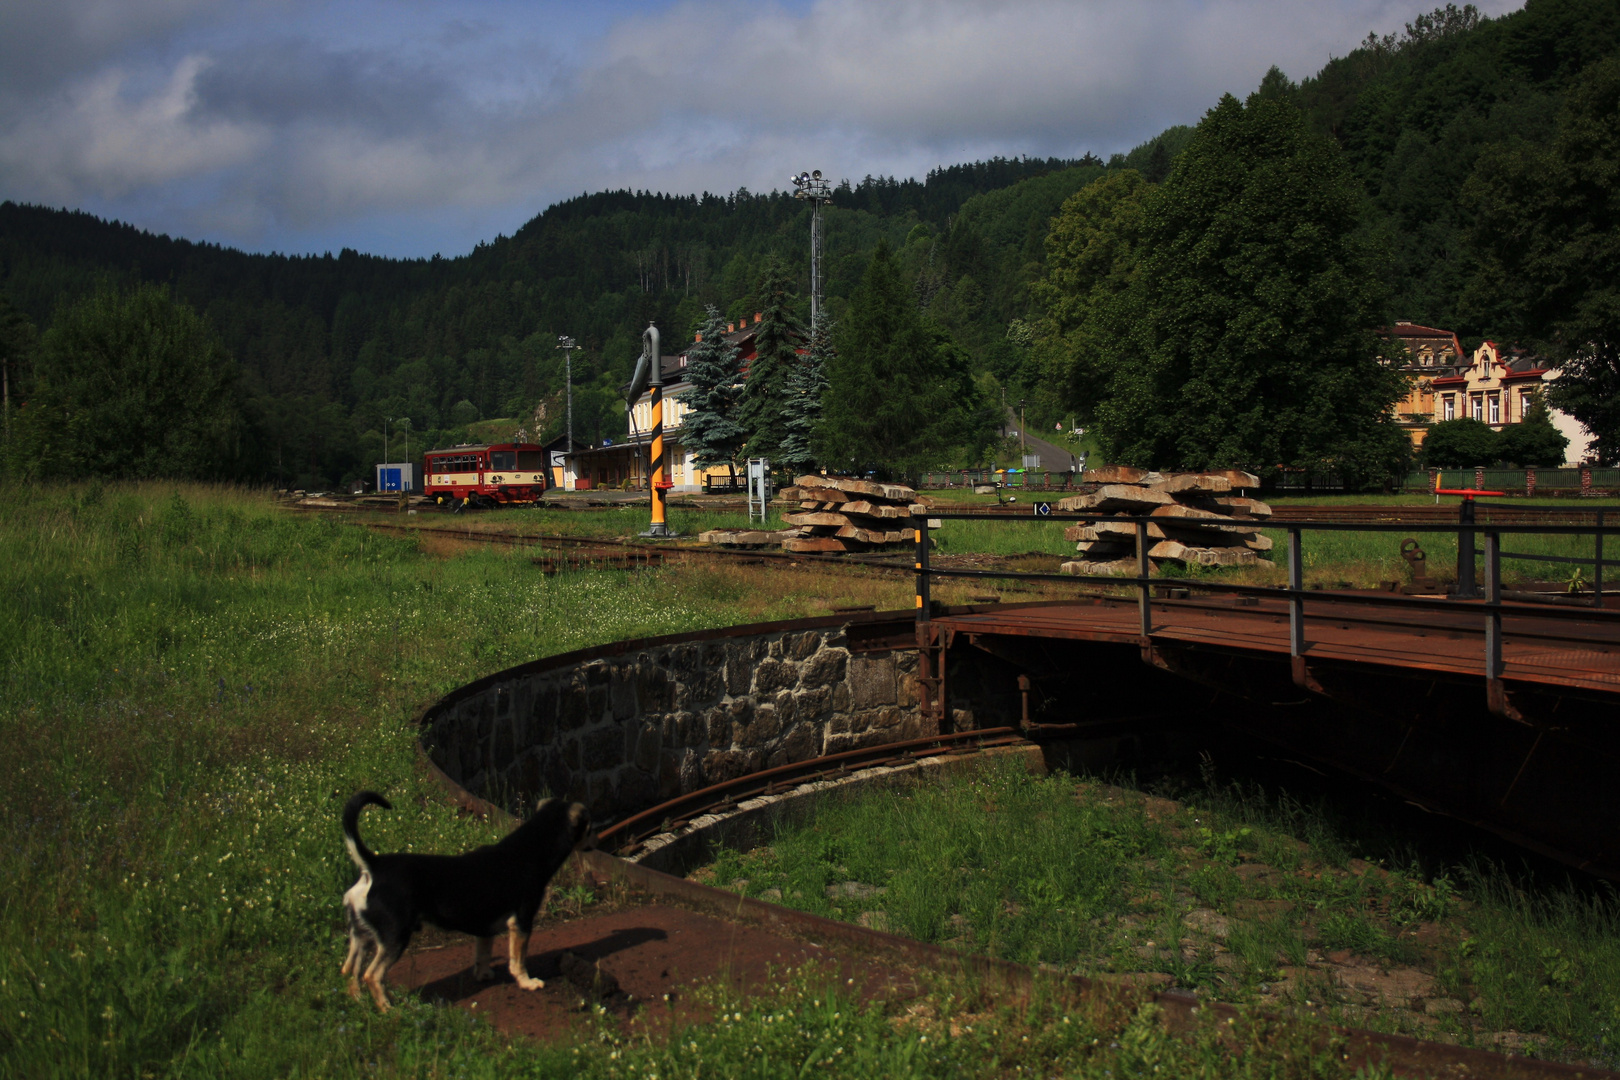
[815,240,988,480]
[735,259,804,462]
[779,312,832,473]
[678,305,746,486]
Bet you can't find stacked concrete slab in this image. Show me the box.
[1058,466,1273,576]
[781,475,932,553]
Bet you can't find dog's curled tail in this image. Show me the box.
[342,790,392,872]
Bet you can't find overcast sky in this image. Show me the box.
[0,0,1524,259]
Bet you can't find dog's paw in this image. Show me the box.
[515,975,545,991]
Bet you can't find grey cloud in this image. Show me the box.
[192,39,460,134]
[0,0,1527,255]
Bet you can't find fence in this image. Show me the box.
[920,467,1620,496]
[906,502,1620,719]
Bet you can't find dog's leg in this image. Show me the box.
[505,916,544,991]
[361,943,401,1012]
[342,933,366,999]
[472,935,495,981]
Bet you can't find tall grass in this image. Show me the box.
[0,482,806,1079]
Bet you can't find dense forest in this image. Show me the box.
[1,0,1617,485]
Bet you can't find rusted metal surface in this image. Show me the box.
[1271,504,1617,526]
[932,596,1620,696]
[532,551,664,573]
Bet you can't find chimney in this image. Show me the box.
[728,322,735,333]
[694,331,702,342]
[754,312,762,324]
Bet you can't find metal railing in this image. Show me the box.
[908,503,1620,716]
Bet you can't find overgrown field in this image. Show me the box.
[0,483,1382,1079]
[701,759,1620,1065]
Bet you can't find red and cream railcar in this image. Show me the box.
[422,443,547,507]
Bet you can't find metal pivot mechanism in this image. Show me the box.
[628,323,676,538]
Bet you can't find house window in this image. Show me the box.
[1488,392,1501,425]
[1471,393,1484,421]
[1520,388,1533,420]
[1443,394,1455,421]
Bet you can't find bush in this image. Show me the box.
[1422,418,1499,467]
[1498,393,1570,466]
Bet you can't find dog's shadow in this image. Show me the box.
[414,926,668,1004]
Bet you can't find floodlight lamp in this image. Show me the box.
[812,170,821,179]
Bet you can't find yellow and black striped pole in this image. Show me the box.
[641,322,673,538]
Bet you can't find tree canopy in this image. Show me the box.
[679,305,746,479]
[815,241,990,480]
[736,259,804,462]
[1035,92,1411,484]
[1464,54,1620,463]
[8,284,245,479]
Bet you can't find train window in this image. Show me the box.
[516,451,544,470]
[490,451,516,470]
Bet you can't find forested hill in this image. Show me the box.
[3,0,1619,487]
[0,155,1100,485]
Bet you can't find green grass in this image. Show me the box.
[699,758,1620,1064]
[0,482,1378,1079]
[0,482,824,1079]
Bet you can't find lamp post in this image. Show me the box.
[791,170,833,325]
[400,417,411,491]
[556,336,578,455]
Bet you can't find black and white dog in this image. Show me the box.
[340,791,592,1011]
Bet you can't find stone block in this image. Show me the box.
[778,723,816,765]
[787,630,823,660]
[795,685,831,720]
[634,724,661,773]
[741,704,780,745]
[773,689,797,727]
[585,662,611,687]
[704,705,732,747]
[588,685,610,724]
[559,682,590,731]
[493,714,515,763]
[703,748,751,785]
[616,767,658,815]
[659,749,683,799]
[678,748,702,792]
[637,664,673,712]
[801,647,848,688]
[530,684,558,746]
[725,652,754,696]
[610,668,638,720]
[767,637,784,659]
[849,657,898,709]
[832,683,851,712]
[561,737,581,770]
[582,725,623,772]
[753,657,798,694]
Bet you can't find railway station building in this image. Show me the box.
[562,313,774,492]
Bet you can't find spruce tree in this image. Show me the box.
[779,312,832,474]
[816,240,988,480]
[679,305,746,486]
[735,258,804,462]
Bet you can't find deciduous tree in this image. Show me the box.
[9,284,245,479]
[1036,92,1410,487]
[1464,54,1620,463]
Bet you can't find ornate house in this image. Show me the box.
[1381,322,1592,464]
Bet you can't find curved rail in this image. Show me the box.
[596,726,1031,857]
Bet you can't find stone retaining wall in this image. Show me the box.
[418,613,925,820]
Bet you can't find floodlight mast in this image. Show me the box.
[556,336,578,455]
[791,170,833,325]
